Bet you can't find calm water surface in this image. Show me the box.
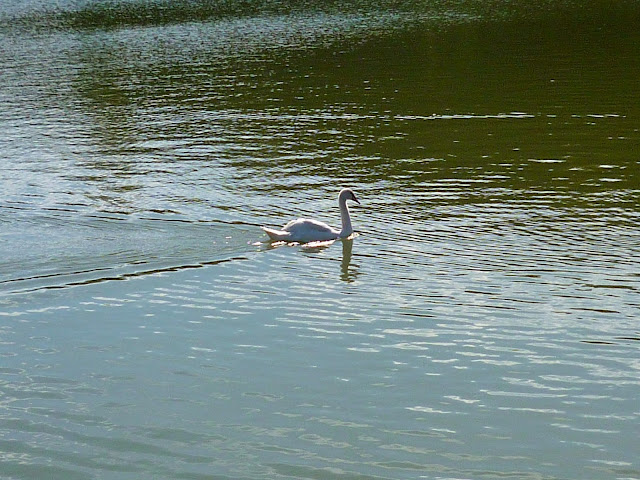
[1,1,639,479]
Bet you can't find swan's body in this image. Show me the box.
[262,188,360,243]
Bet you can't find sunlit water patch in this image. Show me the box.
[1,230,639,479]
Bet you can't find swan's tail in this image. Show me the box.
[261,226,291,242]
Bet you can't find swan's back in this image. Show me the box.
[285,218,340,241]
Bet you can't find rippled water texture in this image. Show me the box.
[1,1,639,479]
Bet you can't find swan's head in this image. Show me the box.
[339,188,360,205]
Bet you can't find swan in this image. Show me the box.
[262,188,360,243]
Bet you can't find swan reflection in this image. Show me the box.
[299,236,359,282]
[260,234,359,282]
[340,237,359,283]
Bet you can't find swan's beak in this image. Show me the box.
[353,195,361,205]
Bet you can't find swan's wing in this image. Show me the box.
[261,226,292,241]
[263,219,338,243]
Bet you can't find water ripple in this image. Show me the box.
[1,2,639,479]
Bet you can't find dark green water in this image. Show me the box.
[1,1,639,479]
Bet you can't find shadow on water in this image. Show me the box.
[4,0,640,31]
[3,0,638,212]
[32,0,639,208]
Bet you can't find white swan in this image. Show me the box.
[262,188,360,243]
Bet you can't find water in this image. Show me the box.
[1,1,639,479]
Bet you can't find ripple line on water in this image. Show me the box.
[1,256,249,296]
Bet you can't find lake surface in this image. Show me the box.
[1,1,639,479]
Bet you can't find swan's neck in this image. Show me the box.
[339,198,353,238]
